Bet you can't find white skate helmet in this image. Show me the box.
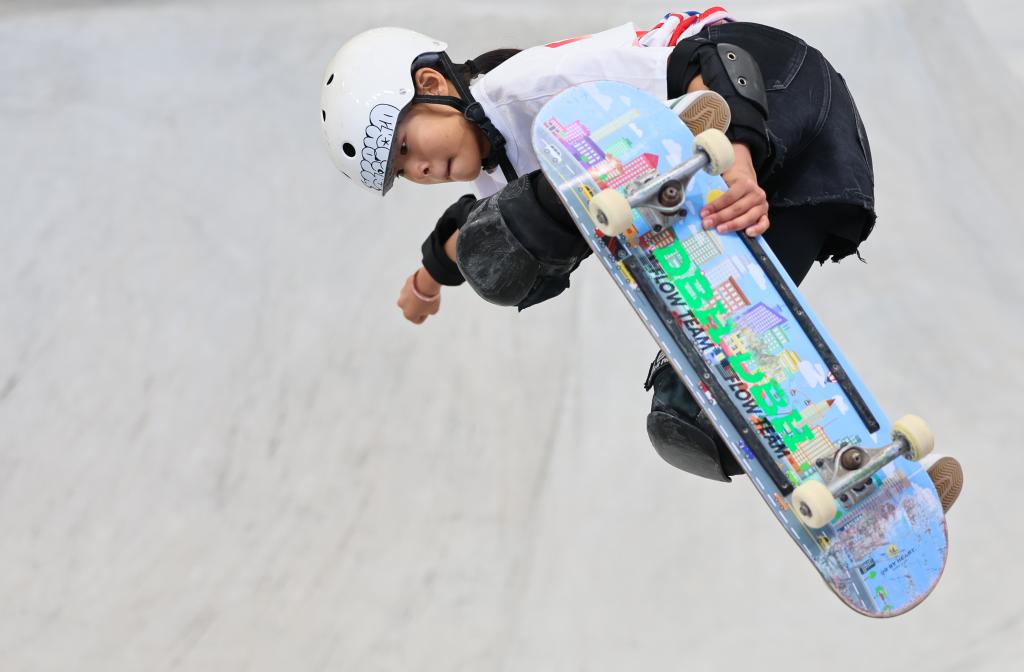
[320,27,448,196]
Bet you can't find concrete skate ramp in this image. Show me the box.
[1,0,1020,669]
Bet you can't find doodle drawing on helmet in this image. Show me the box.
[361,104,400,192]
[320,27,448,196]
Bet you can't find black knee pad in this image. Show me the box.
[647,410,734,482]
[645,350,744,481]
[457,174,589,309]
[456,194,542,307]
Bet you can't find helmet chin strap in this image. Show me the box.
[410,52,518,184]
[409,94,517,182]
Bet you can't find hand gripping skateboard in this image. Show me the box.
[531,81,947,617]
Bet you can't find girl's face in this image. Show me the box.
[393,68,490,185]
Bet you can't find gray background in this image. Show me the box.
[1,0,1021,669]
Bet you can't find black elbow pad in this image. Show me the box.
[668,38,772,170]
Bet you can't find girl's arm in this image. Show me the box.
[685,74,770,237]
[701,142,770,237]
[397,267,441,325]
[397,195,474,325]
[394,228,456,324]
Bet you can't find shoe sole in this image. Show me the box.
[675,95,731,136]
[927,456,963,514]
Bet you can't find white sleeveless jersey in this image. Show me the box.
[469,22,674,197]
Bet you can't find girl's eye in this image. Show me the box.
[395,140,408,177]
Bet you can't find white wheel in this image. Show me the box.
[693,129,735,176]
[792,480,836,529]
[892,414,934,461]
[588,189,633,236]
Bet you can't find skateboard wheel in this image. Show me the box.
[693,129,734,176]
[588,189,633,236]
[792,480,837,529]
[892,414,934,461]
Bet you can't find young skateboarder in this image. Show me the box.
[319,10,963,511]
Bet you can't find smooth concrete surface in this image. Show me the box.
[1,1,1021,670]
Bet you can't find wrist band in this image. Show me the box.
[410,270,440,303]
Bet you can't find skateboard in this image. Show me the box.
[531,81,947,617]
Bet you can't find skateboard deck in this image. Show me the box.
[531,81,947,617]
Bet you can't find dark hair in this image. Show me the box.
[451,48,521,87]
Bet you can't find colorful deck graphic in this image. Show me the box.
[532,82,947,616]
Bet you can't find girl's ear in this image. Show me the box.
[412,67,451,96]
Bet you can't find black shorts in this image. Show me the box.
[763,203,870,286]
[695,22,877,262]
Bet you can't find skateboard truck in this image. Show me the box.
[791,415,935,529]
[588,129,735,237]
